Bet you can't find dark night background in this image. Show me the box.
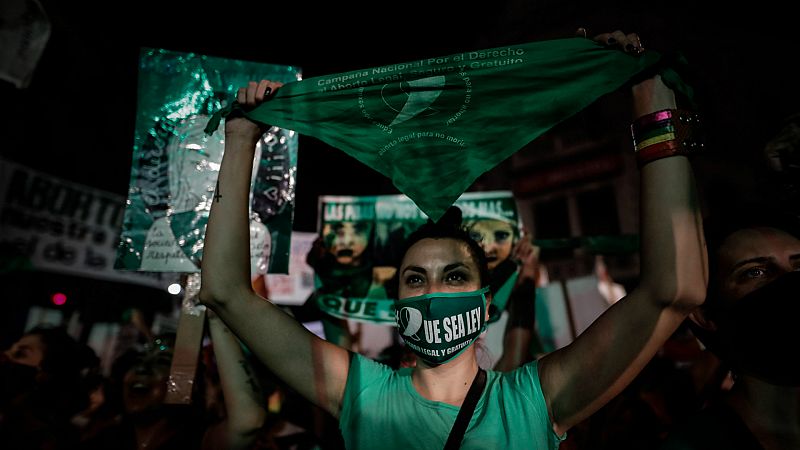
[1,0,798,338]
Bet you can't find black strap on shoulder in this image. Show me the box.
[443,368,487,450]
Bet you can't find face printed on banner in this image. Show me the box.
[166,115,227,215]
[323,221,372,266]
[466,219,515,271]
[397,238,490,365]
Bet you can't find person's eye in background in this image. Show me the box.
[736,265,767,282]
[494,231,511,242]
[355,222,370,234]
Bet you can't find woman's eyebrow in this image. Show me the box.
[443,263,468,272]
[402,265,426,275]
[731,256,771,272]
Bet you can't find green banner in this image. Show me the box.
[316,294,397,325]
[115,48,301,274]
[207,37,663,222]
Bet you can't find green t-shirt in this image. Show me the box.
[340,353,565,449]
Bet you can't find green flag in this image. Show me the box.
[207,37,663,221]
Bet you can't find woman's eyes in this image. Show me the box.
[445,271,468,283]
[469,231,484,243]
[404,274,424,285]
[494,231,511,242]
[739,267,767,280]
[403,271,469,286]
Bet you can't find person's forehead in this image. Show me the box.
[471,219,513,231]
[403,238,474,266]
[330,221,370,230]
[719,227,800,265]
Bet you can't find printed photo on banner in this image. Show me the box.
[310,195,399,325]
[311,191,521,325]
[114,48,301,274]
[458,192,522,322]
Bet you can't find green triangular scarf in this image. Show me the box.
[207,37,666,221]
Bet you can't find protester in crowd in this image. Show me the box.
[465,217,543,370]
[80,308,267,450]
[1,325,99,450]
[659,206,800,450]
[199,29,709,448]
[306,212,388,348]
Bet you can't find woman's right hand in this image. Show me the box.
[224,79,283,144]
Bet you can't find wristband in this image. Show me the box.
[631,109,703,168]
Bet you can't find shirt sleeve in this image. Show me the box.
[340,353,394,428]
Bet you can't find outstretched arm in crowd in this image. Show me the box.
[493,237,540,371]
[537,31,708,437]
[201,309,268,450]
[199,81,351,419]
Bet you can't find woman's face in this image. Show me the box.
[399,238,482,299]
[716,227,800,302]
[323,221,371,265]
[467,220,514,271]
[3,334,45,369]
[122,342,175,415]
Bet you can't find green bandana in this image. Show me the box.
[207,38,666,221]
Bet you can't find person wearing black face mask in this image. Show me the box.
[661,209,800,450]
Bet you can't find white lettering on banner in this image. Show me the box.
[320,295,390,321]
[317,71,370,86]
[467,48,525,60]
[374,200,426,221]
[457,199,515,219]
[0,159,175,288]
[323,203,375,222]
[469,58,524,69]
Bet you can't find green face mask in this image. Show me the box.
[395,287,489,365]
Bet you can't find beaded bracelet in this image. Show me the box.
[631,109,704,168]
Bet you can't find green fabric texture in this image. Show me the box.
[340,353,564,449]
[207,38,664,222]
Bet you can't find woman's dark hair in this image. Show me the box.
[390,206,491,298]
